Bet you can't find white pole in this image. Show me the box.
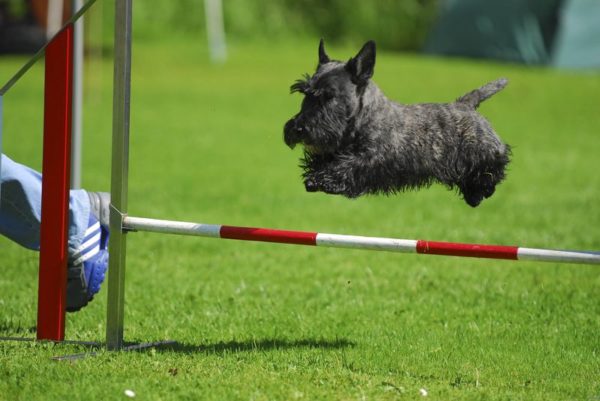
[71,0,84,188]
[106,0,133,351]
[47,0,64,39]
[204,0,227,63]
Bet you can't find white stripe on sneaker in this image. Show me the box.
[78,232,101,254]
[70,231,101,265]
[72,245,100,266]
[84,222,101,237]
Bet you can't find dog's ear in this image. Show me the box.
[318,38,330,65]
[346,40,376,85]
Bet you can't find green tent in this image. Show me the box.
[424,0,600,69]
[552,0,600,69]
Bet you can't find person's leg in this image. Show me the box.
[0,153,90,252]
[1,153,109,311]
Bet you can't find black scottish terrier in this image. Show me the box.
[284,40,511,207]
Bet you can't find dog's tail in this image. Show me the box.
[456,78,508,109]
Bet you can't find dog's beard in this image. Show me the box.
[303,144,320,154]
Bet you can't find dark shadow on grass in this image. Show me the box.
[46,338,355,361]
[149,338,356,355]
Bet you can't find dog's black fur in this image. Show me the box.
[284,40,511,207]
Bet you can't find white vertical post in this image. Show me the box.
[71,0,84,189]
[47,0,65,39]
[106,0,133,351]
[204,0,227,63]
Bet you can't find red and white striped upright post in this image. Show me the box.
[36,24,74,341]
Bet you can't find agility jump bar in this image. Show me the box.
[123,216,600,265]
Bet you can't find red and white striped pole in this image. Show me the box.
[123,216,600,265]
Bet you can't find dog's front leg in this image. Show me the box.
[303,156,365,198]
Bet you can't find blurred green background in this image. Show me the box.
[2,0,599,67]
[1,1,599,400]
[0,0,437,52]
[128,0,437,50]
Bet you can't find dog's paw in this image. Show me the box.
[304,178,319,192]
[481,173,497,198]
[461,170,501,207]
[463,192,484,207]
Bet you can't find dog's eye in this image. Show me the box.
[310,87,334,100]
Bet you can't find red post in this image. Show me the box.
[37,25,74,341]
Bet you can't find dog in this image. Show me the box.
[283,40,511,207]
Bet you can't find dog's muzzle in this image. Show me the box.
[283,118,304,149]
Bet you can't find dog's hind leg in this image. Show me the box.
[459,160,507,207]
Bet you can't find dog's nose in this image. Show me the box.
[287,119,308,134]
[285,118,299,132]
[284,118,301,149]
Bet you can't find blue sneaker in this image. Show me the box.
[87,191,110,228]
[66,193,110,312]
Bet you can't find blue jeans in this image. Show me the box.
[0,153,90,256]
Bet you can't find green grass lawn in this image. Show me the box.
[1,37,599,400]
